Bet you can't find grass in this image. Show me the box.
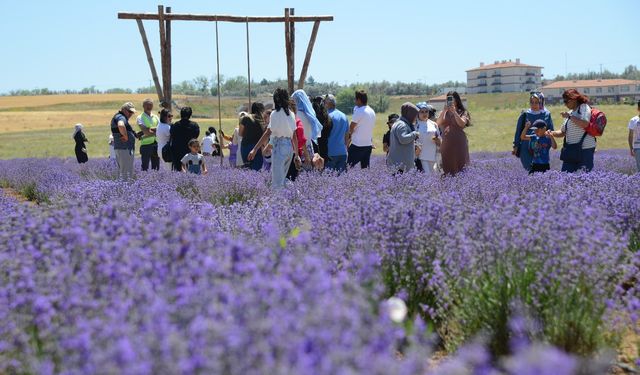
[0,93,637,159]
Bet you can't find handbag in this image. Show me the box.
[559,119,588,163]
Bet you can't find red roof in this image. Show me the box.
[429,94,467,102]
[542,79,639,89]
[467,61,542,72]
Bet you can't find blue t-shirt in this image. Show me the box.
[327,108,349,156]
[529,135,552,164]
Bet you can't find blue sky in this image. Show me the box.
[2,0,638,93]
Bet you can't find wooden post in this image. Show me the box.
[135,19,164,103]
[165,6,172,109]
[284,9,293,94]
[298,21,320,89]
[289,8,295,94]
[245,17,251,109]
[158,5,169,108]
[215,18,224,166]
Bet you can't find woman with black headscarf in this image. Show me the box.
[386,102,420,173]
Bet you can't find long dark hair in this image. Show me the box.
[447,91,466,113]
[159,108,172,123]
[273,88,290,116]
[250,102,265,128]
[312,101,332,130]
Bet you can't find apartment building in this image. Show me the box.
[541,79,640,103]
[466,59,543,94]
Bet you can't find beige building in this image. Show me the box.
[541,79,640,104]
[466,59,543,94]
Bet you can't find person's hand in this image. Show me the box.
[203,170,208,175]
[294,155,302,169]
[561,112,570,119]
[631,149,636,157]
[524,121,531,128]
[511,147,517,155]
[248,149,256,161]
[120,134,128,142]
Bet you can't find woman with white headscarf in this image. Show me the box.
[73,123,88,163]
[291,89,323,169]
[512,92,554,170]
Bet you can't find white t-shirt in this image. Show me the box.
[416,119,440,162]
[202,135,215,153]
[156,122,171,155]
[350,105,376,147]
[562,103,595,149]
[268,109,297,138]
[628,115,640,148]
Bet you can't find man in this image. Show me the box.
[347,90,376,168]
[628,100,640,172]
[110,102,137,180]
[170,106,200,171]
[136,98,160,171]
[383,113,399,154]
[323,94,349,173]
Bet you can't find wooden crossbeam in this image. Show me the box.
[118,12,333,23]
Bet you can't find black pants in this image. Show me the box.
[415,159,423,172]
[529,163,550,174]
[347,145,372,169]
[140,143,160,171]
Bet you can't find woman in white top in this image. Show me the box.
[156,109,173,169]
[249,88,301,189]
[415,102,441,175]
[549,89,594,172]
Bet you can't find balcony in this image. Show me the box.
[525,79,535,84]
[476,83,487,87]
[525,72,535,76]
[491,73,502,77]
[491,81,502,86]
[477,74,487,79]
[491,89,502,93]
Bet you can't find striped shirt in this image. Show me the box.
[562,103,595,149]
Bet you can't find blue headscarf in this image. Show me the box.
[292,89,323,144]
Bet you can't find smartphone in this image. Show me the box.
[446,95,453,107]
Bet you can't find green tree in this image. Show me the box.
[336,88,355,115]
[370,94,390,113]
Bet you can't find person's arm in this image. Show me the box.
[567,112,589,129]
[395,124,418,145]
[248,128,272,161]
[117,120,128,141]
[292,131,302,168]
[450,110,469,129]
[181,163,187,172]
[550,118,566,138]
[383,143,389,153]
[520,122,532,141]
[435,106,448,127]
[629,129,635,157]
[202,159,208,175]
[549,134,557,150]
[514,113,525,151]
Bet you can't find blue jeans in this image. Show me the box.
[241,143,263,171]
[347,145,372,169]
[561,147,595,173]
[635,149,640,172]
[271,137,293,190]
[517,141,532,171]
[326,155,347,173]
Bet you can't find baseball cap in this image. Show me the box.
[529,119,548,130]
[121,102,136,113]
[416,101,428,110]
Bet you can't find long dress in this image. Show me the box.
[440,110,470,175]
[74,131,88,163]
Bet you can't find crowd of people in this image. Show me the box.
[70,87,639,187]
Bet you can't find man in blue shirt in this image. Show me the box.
[323,94,349,173]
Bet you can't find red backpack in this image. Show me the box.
[585,107,607,137]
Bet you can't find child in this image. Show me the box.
[202,131,215,157]
[383,113,399,155]
[520,119,556,174]
[181,139,208,175]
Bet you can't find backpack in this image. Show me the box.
[585,107,607,137]
[161,142,172,163]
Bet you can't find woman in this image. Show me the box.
[437,91,471,176]
[549,89,594,172]
[169,107,200,172]
[513,92,554,170]
[73,123,88,164]
[312,99,332,162]
[292,89,323,168]
[415,103,441,174]
[249,88,301,190]
[156,109,172,168]
[386,102,420,173]
[240,103,265,171]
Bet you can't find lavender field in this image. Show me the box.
[0,151,639,374]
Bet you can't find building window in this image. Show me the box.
[621,86,630,92]
[636,85,640,92]
[607,87,614,93]
[596,87,602,93]
[584,88,590,94]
